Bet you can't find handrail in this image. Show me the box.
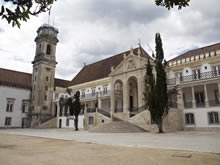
[97,109,110,118]
[129,104,148,117]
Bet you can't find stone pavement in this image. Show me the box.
[0,129,220,153]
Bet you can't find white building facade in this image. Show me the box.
[167,44,220,130]
[0,70,31,128]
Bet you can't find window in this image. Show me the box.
[46,67,51,71]
[89,116,94,125]
[5,117,12,126]
[34,76,37,81]
[185,113,195,125]
[66,118,69,126]
[45,95,47,101]
[214,90,219,103]
[45,86,48,91]
[195,92,204,105]
[193,69,201,80]
[103,86,108,95]
[6,99,14,112]
[46,76,49,81]
[22,101,29,113]
[46,44,51,55]
[92,88,96,97]
[55,93,59,99]
[208,112,219,124]
[213,65,220,76]
[81,90,85,98]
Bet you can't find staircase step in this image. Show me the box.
[90,121,147,133]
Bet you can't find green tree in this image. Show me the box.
[66,91,81,131]
[0,0,56,28]
[145,33,168,133]
[155,0,190,9]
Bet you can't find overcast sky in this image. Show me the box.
[0,0,219,80]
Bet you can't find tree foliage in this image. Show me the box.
[155,0,190,9]
[0,0,56,28]
[66,91,81,131]
[145,33,168,133]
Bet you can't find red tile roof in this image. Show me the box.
[169,43,220,62]
[0,68,70,89]
[69,47,151,86]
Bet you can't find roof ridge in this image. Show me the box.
[0,67,32,76]
[84,47,140,67]
[169,42,220,62]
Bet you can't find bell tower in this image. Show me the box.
[31,24,59,126]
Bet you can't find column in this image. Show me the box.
[204,84,209,107]
[218,83,220,103]
[98,98,102,109]
[137,76,143,107]
[123,80,129,113]
[56,103,60,117]
[177,88,184,109]
[192,86,196,108]
[110,88,115,117]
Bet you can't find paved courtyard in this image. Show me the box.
[1,128,220,153]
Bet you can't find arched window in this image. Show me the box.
[208,112,219,124]
[46,44,51,55]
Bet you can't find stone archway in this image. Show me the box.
[128,76,138,112]
[114,80,123,112]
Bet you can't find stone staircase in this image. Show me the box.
[35,117,57,129]
[90,120,147,133]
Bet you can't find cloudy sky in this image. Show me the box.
[0,0,219,80]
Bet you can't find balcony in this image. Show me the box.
[184,102,193,109]
[167,71,220,85]
[167,78,176,85]
[80,90,111,100]
[209,100,220,107]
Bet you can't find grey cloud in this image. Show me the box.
[81,0,169,26]
[55,0,169,27]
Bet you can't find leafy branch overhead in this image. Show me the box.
[155,0,190,9]
[0,0,56,28]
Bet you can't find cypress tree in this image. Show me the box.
[145,33,168,133]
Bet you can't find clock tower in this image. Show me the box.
[31,24,59,127]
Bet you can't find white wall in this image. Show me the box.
[0,86,31,128]
[57,115,84,129]
[184,107,220,128]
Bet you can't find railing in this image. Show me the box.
[209,100,220,107]
[184,102,193,109]
[168,102,177,108]
[167,71,220,85]
[87,108,96,113]
[115,108,123,113]
[196,102,205,108]
[129,104,148,118]
[80,90,111,100]
[97,109,111,118]
[167,78,176,85]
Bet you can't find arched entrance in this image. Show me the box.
[128,76,138,112]
[114,80,123,112]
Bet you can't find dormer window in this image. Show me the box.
[46,44,51,55]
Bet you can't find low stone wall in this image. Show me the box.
[128,108,184,132]
[84,112,111,130]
